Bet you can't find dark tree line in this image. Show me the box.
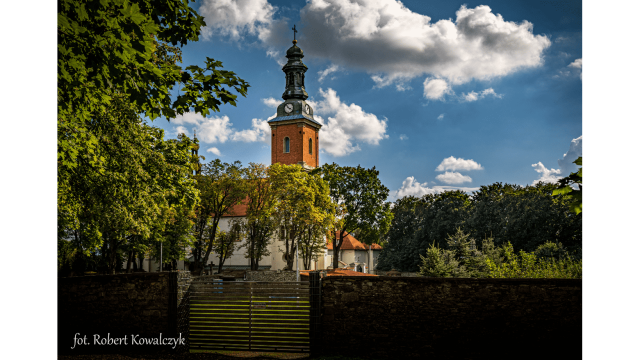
[376,182,582,272]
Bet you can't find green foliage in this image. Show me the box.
[418,243,465,278]
[312,163,392,269]
[486,242,582,279]
[191,160,247,274]
[271,163,335,270]
[553,157,582,214]
[58,0,250,274]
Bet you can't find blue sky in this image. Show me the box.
[154,0,582,200]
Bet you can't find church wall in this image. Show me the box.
[271,123,305,166]
[302,126,319,167]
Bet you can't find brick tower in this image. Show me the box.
[269,29,321,170]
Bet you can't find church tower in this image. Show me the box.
[269,27,321,169]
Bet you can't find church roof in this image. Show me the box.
[268,114,321,126]
[327,232,383,250]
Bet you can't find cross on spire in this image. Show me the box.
[292,24,297,41]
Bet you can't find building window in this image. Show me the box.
[284,137,290,153]
[309,138,313,155]
[279,226,286,241]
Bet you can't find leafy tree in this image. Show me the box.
[211,221,240,273]
[312,164,392,270]
[240,163,277,271]
[467,182,581,252]
[553,157,582,214]
[59,96,198,274]
[444,229,488,278]
[376,196,423,271]
[271,164,335,270]
[377,191,471,272]
[191,160,247,275]
[58,0,249,267]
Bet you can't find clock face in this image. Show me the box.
[305,104,310,114]
[285,103,293,113]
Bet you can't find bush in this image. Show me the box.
[486,242,582,279]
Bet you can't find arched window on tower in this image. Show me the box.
[284,137,290,153]
[309,138,313,155]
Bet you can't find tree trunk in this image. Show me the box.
[201,218,220,276]
[126,250,133,273]
[332,231,345,270]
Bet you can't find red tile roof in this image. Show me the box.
[300,269,378,278]
[326,231,382,250]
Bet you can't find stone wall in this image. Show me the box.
[373,270,419,277]
[245,270,298,281]
[320,276,581,359]
[58,271,190,354]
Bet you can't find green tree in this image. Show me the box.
[312,164,393,270]
[418,243,466,278]
[271,164,335,271]
[58,0,249,254]
[191,160,247,275]
[486,243,582,279]
[240,163,278,271]
[377,191,471,272]
[211,222,240,273]
[553,156,582,214]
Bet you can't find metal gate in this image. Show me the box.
[188,274,321,353]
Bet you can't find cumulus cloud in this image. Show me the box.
[318,64,341,82]
[568,58,582,69]
[206,147,222,156]
[437,114,445,120]
[436,171,473,184]
[388,176,480,201]
[557,135,582,174]
[313,88,388,156]
[531,162,562,185]
[423,78,452,100]
[389,176,441,200]
[198,0,290,57]
[300,1,551,88]
[461,88,503,102]
[171,112,273,145]
[262,97,281,108]
[399,134,408,140]
[568,58,582,79]
[230,118,271,144]
[436,156,484,171]
[198,115,234,143]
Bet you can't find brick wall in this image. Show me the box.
[271,122,319,167]
[320,276,581,359]
[58,271,191,354]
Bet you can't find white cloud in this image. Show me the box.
[568,58,582,80]
[436,156,484,171]
[206,147,222,156]
[173,112,206,126]
[198,0,290,59]
[423,78,452,100]
[198,115,234,143]
[389,176,480,201]
[557,135,582,174]
[198,0,276,41]
[568,58,582,69]
[300,1,551,88]
[314,88,388,156]
[399,134,408,140]
[175,126,189,137]
[531,162,562,185]
[230,118,271,144]
[461,88,503,102]
[262,97,281,108]
[389,176,441,200]
[318,64,341,82]
[436,171,473,184]
[437,114,445,120]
